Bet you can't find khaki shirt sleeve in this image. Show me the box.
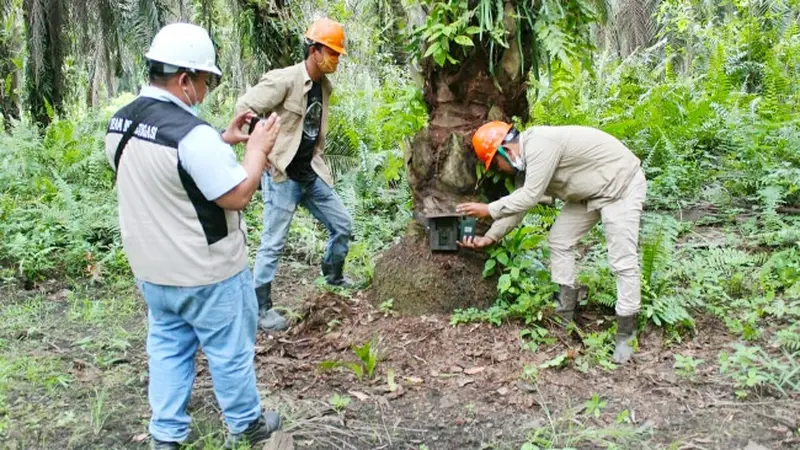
[487,136,562,220]
[234,71,289,116]
[485,211,526,242]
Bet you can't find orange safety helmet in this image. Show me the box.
[305,18,347,56]
[472,121,513,169]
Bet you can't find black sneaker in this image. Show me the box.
[151,438,181,450]
[223,412,281,449]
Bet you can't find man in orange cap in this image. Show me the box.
[235,18,352,332]
[456,121,647,364]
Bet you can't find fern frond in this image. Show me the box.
[775,324,800,351]
[705,248,766,270]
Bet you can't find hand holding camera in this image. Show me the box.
[246,113,280,158]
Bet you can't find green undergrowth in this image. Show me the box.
[450,1,800,399]
[0,62,424,288]
[0,280,150,446]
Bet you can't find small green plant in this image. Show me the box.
[615,409,632,424]
[354,340,380,379]
[326,319,341,333]
[522,394,648,449]
[410,0,483,67]
[718,344,800,398]
[521,364,539,384]
[328,393,351,413]
[775,324,800,351]
[379,298,396,317]
[464,403,475,418]
[673,354,704,379]
[451,216,559,329]
[320,338,381,381]
[520,326,555,353]
[575,328,617,373]
[90,388,110,436]
[583,394,607,418]
[539,351,569,370]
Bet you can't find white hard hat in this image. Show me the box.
[145,22,222,76]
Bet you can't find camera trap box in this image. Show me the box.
[425,213,477,251]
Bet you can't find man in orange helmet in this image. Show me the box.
[235,18,352,332]
[456,121,647,364]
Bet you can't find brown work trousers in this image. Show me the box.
[548,169,647,316]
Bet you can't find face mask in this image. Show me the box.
[510,155,524,171]
[498,146,523,172]
[181,75,201,115]
[317,52,339,74]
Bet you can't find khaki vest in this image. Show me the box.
[105,97,247,287]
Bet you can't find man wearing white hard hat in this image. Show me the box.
[105,23,282,449]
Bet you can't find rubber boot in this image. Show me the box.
[554,284,580,324]
[322,261,354,288]
[223,412,281,449]
[255,282,288,332]
[151,439,181,450]
[613,314,637,364]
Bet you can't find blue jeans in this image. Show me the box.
[253,174,353,290]
[137,268,262,443]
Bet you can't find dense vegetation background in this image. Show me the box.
[1,0,799,447]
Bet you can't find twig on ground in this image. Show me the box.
[679,443,712,450]
[411,353,428,365]
[380,409,391,447]
[709,400,800,408]
[278,338,312,345]
[46,340,64,353]
[298,377,318,395]
[752,411,798,430]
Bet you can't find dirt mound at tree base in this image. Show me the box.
[371,233,498,315]
[291,292,355,334]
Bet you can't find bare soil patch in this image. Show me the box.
[2,264,798,449]
[251,286,800,449]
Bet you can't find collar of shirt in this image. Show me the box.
[301,61,312,87]
[299,61,326,92]
[516,132,529,172]
[140,85,197,116]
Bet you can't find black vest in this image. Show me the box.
[109,97,229,245]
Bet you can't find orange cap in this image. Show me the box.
[305,18,347,56]
[472,121,513,169]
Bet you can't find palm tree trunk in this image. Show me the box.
[373,1,530,315]
[408,46,528,222]
[0,4,20,131]
[23,0,65,128]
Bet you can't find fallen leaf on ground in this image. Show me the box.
[348,391,370,401]
[457,378,475,387]
[494,352,511,362]
[404,376,424,384]
[387,385,405,400]
[132,433,149,443]
[464,367,486,375]
[387,368,398,392]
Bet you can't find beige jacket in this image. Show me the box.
[235,62,334,186]
[485,125,642,241]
